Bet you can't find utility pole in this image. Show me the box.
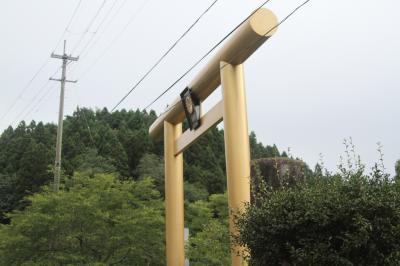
[50,40,78,192]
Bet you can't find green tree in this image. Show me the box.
[73,148,116,176]
[249,131,282,159]
[186,192,230,265]
[137,153,164,193]
[236,172,400,265]
[187,220,231,266]
[0,175,17,224]
[16,139,52,194]
[186,200,212,234]
[395,160,400,180]
[184,182,209,203]
[0,106,281,224]
[0,173,165,265]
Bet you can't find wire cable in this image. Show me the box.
[0,0,82,125]
[77,0,129,62]
[110,0,219,112]
[144,0,311,111]
[76,0,150,80]
[16,0,109,125]
[12,84,56,127]
[142,0,272,110]
[12,1,107,125]
[0,57,50,124]
[53,0,83,52]
[10,67,61,125]
[71,0,107,54]
[66,0,125,75]
[75,0,120,58]
[77,106,97,148]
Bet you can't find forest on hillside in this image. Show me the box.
[0,107,286,225]
[1,107,400,265]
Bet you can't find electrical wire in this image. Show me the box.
[10,67,61,125]
[12,84,56,127]
[110,0,219,112]
[75,0,120,59]
[0,57,50,124]
[75,0,150,81]
[12,1,109,125]
[144,0,311,112]
[77,106,97,148]
[142,0,272,111]
[0,0,83,125]
[71,0,107,54]
[53,0,83,52]
[66,0,126,75]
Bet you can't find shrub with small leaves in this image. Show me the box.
[236,171,400,265]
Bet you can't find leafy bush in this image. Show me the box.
[0,173,165,265]
[186,192,230,265]
[187,220,230,266]
[236,170,400,265]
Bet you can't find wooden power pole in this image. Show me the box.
[50,40,78,192]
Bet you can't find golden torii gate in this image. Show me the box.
[149,8,278,266]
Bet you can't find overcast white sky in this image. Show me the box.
[0,0,398,175]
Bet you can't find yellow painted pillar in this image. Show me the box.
[220,62,251,266]
[164,121,185,266]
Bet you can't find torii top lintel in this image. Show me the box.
[149,8,278,139]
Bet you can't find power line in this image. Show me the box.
[77,106,96,148]
[13,0,110,126]
[77,0,129,62]
[0,0,83,125]
[10,67,61,126]
[142,0,272,111]
[0,57,50,124]
[21,86,57,123]
[53,0,83,52]
[66,0,125,75]
[144,0,311,111]
[110,0,219,112]
[76,0,120,58]
[71,0,107,54]
[11,1,108,125]
[75,0,151,80]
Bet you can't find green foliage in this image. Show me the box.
[184,182,209,203]
[184,128,226,194]
[396,160,400,180]
[0,173,165,265]
[187,220,231,266]
[249,132,282,160]
[208,193,229,221]
[186,192,230,264]
[236,171,400,265]
[186,200,213,234]
[0,175,17,224]
[137,153,164,194]
[0,107,281,224]
[73,148,116,176]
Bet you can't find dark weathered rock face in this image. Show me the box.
[251,157,306,201]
